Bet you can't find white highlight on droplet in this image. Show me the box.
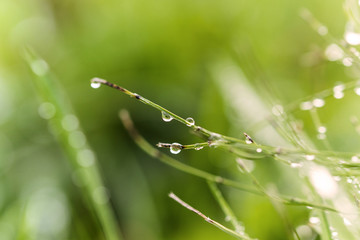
[312,98,325,108]
[290,162,303,168]
[185,117,195,126]
[343,57,353,67]
[309,216,320,224]
[318,126,327,133]
[90,82,101,89]
[354,87,360,96]
[161,111,173,122]
[170,143,182,154]
[317,26,328,36]
[256,148,262,153]
[345,31,360,45]
[272,104,284,116]
[351,156,360,163]
[300,101,313,110]
[325,44,344,61]
[309,166,338,199]
[305,155,315,161]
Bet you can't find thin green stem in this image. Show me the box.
[207,181,252,238]
[119,109,339,213]
[169,192,249,240]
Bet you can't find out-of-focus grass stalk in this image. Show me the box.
[24,48,122,240]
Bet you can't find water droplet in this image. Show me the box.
[90,82,101,89]
[309,217,320,224]
[300,101,313,110]
[347,177,353,183]
[245,139,252,144]
[256,148,262,153]
[161,111,173,122]
[225,216,231,222]
[325,44,344,61]
[318,126,327,133]
[331,231,338,237]
[30,59,49,76]
[38,102,56,119]
[77,149,96,167]
[68,131,86,149]
[312,98,325,108]
[194,144,204,151]
[290,162,303,168]
[170,143,182,154]
[345,31,360,45]
[317,133,326,140]
[343,57,353,67]
[317,26,328,36]
[272,104,284,116]
[62,114,79,131]
[186,117,195,126]
[333,84,345,92]
[351,156,360,162]
[333,91,344,99]
[305,155,315,161]
[354,87,360,96]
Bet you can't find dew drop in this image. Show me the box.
[90,82,101,89]
[317,133,326,140]
[256,148,262,153]
[343,57,353,67]
[245,139,252,144]
[312,98,325,108]
[186,117,195,126]
[161,111,173,122]
[194,144,204,151]
[272,104,284,116]
[309,217,320,224]
[305,155,315,161]
[351,155,360,163]
[290,162,303,168]
[38,102,56,119]
[345,31,360,45]
[318,126,327,133]
[325,44,344,61]
[317,26,328,36]
[333,91,344,99]
[170,143,182,154]
[300,101,313,110]
[354,87,360,96]
[62,114,79,131]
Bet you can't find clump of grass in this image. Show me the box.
[91,75,360,239]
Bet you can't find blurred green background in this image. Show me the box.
[1,0,357,239]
